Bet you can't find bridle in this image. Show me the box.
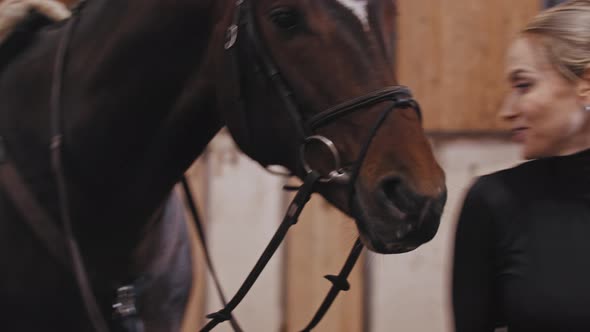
[0,0,424,331]
[223,0,421,186]
[199,0,423,331]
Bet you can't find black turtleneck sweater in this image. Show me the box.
[452,149,590,332]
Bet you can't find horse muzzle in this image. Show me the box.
[353,177,447,254]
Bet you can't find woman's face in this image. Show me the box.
[501,35,590,159]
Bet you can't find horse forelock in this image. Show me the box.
[334,0,370,31]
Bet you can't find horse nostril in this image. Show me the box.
[379,176,422,214]
[381,176,401,199]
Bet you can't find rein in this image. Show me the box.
[182,169,363,332]
[49,3,114,332]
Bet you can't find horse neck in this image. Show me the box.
[60,0,229,236]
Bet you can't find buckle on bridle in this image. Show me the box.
[300,135,350,184]
[225,24,239,50]
[112,285,138,318]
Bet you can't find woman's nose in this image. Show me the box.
[498,95,519,121]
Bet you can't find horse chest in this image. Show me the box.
[0,193,91,329]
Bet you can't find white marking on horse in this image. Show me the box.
[335,0,370,31]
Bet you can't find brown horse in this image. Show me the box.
[0,0,446,331]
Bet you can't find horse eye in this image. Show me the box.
[270,8,302,30]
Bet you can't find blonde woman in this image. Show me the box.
[452,0,590,331]
[0,0,70,43]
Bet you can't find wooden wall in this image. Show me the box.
[397,0,540,132]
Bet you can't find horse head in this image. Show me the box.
[214,0,447,254]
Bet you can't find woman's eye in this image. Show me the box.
[270,8,302,30]
[514,82,532,91]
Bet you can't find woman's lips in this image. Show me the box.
[511,127,528,142]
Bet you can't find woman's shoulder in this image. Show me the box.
[467,159,546,209]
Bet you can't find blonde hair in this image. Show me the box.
[523,0,590,82]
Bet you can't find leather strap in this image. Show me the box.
[0,137,69,269]
[180,178,243,332]
[200,171,321,331]
[301,238,363,332]
[49,2,111,330]
[241,0,309,140]
[307,86,421,130]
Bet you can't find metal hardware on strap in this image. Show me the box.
[112,285,138,318]
[111,284,146,332]
[300,135,351,184]
[224,25,238,50]
[112,284,145,332]
[224,0,243,50]
[111,278,149,332]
